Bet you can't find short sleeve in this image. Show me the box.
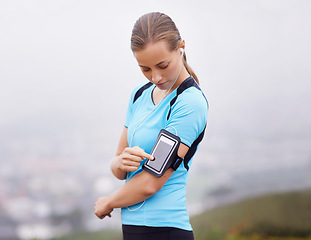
[166,88,208,147]
[124,83,147,128]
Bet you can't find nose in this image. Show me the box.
[152,71,162,83]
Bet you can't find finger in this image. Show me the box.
[120,164,138,172]
[141,152,154,161]
[95,211,101,219]
[121,159,141,167]
[123,154,144,163]
[130,147,154,160]
[96,212,105,219]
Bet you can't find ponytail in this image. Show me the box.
[182,52,199,84]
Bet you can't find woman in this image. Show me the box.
[94,12,208,240]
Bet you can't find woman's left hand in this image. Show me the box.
[94,197,113,219]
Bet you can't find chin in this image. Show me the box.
[157,86,167,91]
[157,82,174,91]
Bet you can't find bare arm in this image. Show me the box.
[95,167,174,219]
[110,127,154,180]
[95,134,189,219]
[110,127,129,180]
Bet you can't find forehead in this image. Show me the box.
[134,41,173,66]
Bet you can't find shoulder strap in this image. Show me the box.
[133,82,153,103]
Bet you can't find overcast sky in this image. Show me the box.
[1,0,310,170]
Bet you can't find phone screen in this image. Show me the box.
[147,135,175,172]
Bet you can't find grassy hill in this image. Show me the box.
[56,189,311,240]
[191,188,311,240]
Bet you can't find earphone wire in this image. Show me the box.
[126,49,184,212]
[128,49,184,151]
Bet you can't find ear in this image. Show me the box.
[179,40,185,52]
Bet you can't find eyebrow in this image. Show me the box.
[139,60,168,68]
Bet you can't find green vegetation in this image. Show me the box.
[54,188,311,240]
[191,188,311,240]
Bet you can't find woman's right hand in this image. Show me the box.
[116,146,154,172]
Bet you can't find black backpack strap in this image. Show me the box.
[133,82,153,103]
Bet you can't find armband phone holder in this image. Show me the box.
[143,129,183,177]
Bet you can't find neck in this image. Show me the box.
[153,68,190,105]
[164,68,190,95]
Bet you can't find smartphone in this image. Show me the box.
[143,129,180,177]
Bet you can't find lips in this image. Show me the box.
[156,81,167,88]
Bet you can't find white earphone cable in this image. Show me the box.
[126,49,184,211]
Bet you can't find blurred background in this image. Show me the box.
[0,0,310,239]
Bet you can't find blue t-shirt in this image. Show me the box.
[122,76,208,231]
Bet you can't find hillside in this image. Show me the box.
[55,189,311,240]
[191,188,311,240]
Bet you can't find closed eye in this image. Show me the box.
[159,64,169,69]
[139,61,169,72]
[141,67,151,72]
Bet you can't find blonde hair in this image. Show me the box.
[131,12,199,84]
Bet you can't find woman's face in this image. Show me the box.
[134,40,184,91]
